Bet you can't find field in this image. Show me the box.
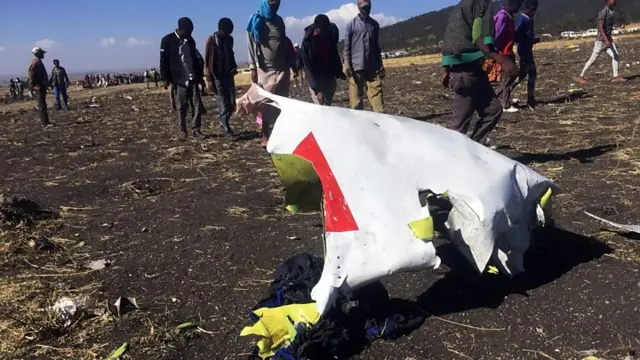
[1,37,640,360]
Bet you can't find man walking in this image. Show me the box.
[343,0,385,113]
[441,0,517,146]
[49,59,71,110]
[161,17,208,139]
[247,0,292,147]
[577,0,624,83]
[205,17,238,135]
[28,47,52,127]
[300,14,346,106]
[513,0,540,107]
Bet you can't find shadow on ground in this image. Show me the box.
[513,144,617,164]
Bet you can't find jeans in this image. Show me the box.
[176,84,203,133]
[53,85,68,109]
[214,76,236,132]
[580,41,620,78]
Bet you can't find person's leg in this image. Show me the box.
[470,70,503,144]
[37,87,50,126]
[365,71,385,113]
[606,42,620,78]
[526,62,537,104]
[325,77,337,106]
[190,85,203,134]
[61,85,69,109]
[54,86,61,110]
[169,83,176,111]
[215,78,231,133]
[448,70,476,136]
[580,41,606,77]
[175,86,189,136]
[348,71,365,110]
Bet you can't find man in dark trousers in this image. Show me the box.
[50,59,71,110]
[28,47,52,127]
[441,0,517,147]
[204,17,238,136]
[300,14,346,106]
[160,17,208,139]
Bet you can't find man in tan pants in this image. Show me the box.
[343,0,385,113]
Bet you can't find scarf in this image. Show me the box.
[247,0,277,43]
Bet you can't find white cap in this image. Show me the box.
[294,43,299,47]
[31,47,46,54]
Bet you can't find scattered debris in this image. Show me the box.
[114,297,139,316]
[141,227,150,233]
[577,349,598,357]
[0,195,57,224]
[287,236,300,240]
[29,236,59,251]
[44,296,94,327]
[175,321,197,332]
[585,211,640,234]
[105,342,128,360]
[85,259,111,271]
[124,95,133,100]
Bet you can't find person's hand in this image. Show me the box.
[316,92,326,105]
[251,69,258,84]
[441,69,450,89]
[344,67,353,78]
[605,39,613,48]
[163,81,170,90]
[496,54,518,76]
[533,37,541,44]
[377,67,386,80]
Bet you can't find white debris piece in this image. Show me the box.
[584,211,640,234]
[237,84,558,316]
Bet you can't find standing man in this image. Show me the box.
[343,0,385,113]
[493,0,523,113]
[247,0,292,147]
[440,0,517,146]
[160,17,208,139]
[28,47,52,127]
[49,59,71,110]
[15,78,24,100]
[144,70,150,88]
[300,14,346,106]
[205,17,238,136]
[513,0,540,107]
[577,0,624,83]
[152,68,159,87]
[9,79,16,100]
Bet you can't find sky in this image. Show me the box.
[0,0,458,76]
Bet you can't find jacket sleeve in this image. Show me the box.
[160,35,171,83]
[494,13,507,45]
[343,20,353,69]
[247,33,258,70]
[330,24,344,77]
[300,42,318,92]
[204,35,215,81]
[373,20,383,70]
[230,36,238,71]
[28,62,36,88]
[191,39,204,82]
[63,68,70,85]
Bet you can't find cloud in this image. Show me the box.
[0,46,5,53]
[283,3,402,43]
[34,38,57,51]
[100,37,116,48]
[125,37,152,48]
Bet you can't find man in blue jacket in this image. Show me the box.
[513,0,540,107]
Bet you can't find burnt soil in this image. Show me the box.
[1,38,640,360]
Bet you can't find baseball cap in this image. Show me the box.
[31,47,47,54]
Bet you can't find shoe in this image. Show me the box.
[192,130,209,140]
[504,106,519,113]
[527,97,538,108]
[179,130,188,140]
[611,76,627,82]
[576,76,588,85]
[42,123,54,129]
[482,138,498,150]
[220,127,234,136]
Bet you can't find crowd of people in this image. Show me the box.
[24,0,626,150]
[80,71,156,89]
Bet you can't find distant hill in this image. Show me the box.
[377,0,640,52]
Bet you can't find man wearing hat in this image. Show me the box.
[343,0,385,113]
[28,47,51,127]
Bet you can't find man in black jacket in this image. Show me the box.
[300,15,345,106]
[160,17,208,139]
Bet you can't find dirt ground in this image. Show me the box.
[1,38,640,360]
